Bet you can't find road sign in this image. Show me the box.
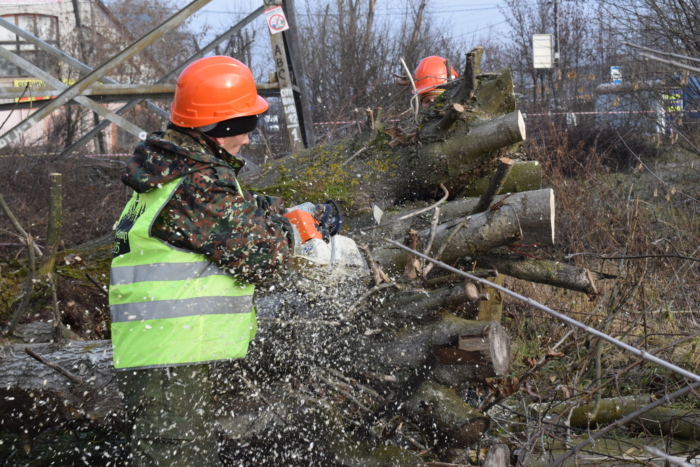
[533,34,553,69]
[264,6,290,35]
[611,66,622,84]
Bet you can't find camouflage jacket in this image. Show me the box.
[121,124,294,285]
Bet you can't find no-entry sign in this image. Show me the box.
[264,6,290,35]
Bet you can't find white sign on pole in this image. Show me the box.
[264,6,290,35]
[533,34,554,69]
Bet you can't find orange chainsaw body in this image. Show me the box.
[283,210,322,243]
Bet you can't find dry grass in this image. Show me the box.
[494,120,700,462]
[0,155,128,257]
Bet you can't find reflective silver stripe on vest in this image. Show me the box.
[110,261,230,285]
[110,295,253,322]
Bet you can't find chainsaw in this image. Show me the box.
[283,201,365,272]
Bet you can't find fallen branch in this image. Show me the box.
[5,234,36,336]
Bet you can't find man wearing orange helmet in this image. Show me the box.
[414,55,458,108]
[109,56,295,466]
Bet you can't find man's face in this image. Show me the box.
[421,94,437,108]
[213,133,249,156]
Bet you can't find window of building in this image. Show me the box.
[0,14,59,77]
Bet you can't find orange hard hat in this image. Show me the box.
[170,56,269,128]
[414,56,458,95]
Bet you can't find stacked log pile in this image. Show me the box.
[0,48,610,465]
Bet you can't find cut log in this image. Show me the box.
[423,110,525,188]
[404,381,490,448]
[475,255,601,294]
[534,396,700,440]
[472,68,516,115]
[372,205,522,275]
[484,444,510,467]
[460,160,541,197]
[361,188,553,248]
[368,315,511,384]
[432,319,511,385]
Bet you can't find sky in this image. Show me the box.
[181,0,511,44]
[163,0,513,80]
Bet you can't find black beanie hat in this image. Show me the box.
[201,114,259,137]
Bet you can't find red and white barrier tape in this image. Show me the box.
[310,109,700,125]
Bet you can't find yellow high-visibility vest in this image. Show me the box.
[109,178,256,370]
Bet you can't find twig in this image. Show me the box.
[422,207,440,256]
[24,347,82,385]
[313,372,371,412]
[353,184,449,233]
[358,243,390,286]
[326,368,382,399]
[353,108,362,133]
[0,192,43,258]
[85,272,108,297]
[340,146,368,167]
[548,380,700,467]
[423,215,470,277]
[365,108,374,130]
[399,56,420,121]
[403,229,421,279]
[346,282,401,319]
[5,234,36,335]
